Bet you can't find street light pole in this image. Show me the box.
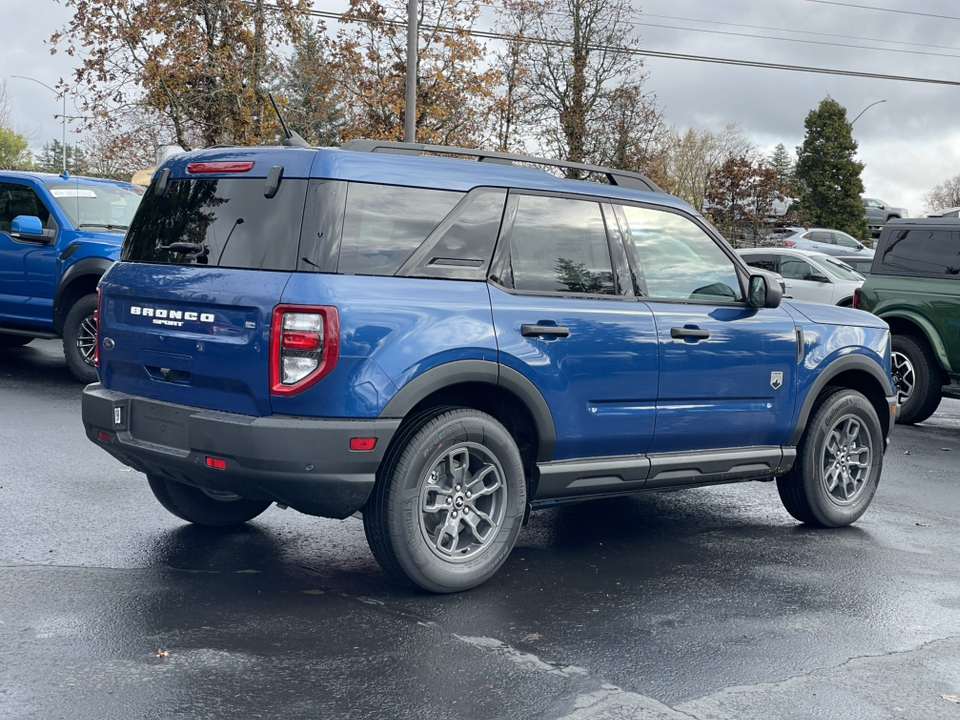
[12,75,67,174]
[851,99,886,125]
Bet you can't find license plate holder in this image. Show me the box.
[130,400,190,449]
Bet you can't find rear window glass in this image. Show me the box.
[881,229,960,276]
[338,184,464,275]
[48,182,143,230]
[122,178,308,270]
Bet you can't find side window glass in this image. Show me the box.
[881,229,960,276]
[404,188,506,280]
[619,205,743,302]
[0,183,54,235]
[780,257,816,281]
[741,253,779,273]
[338,183,464,276]
[834,232,859,248]
[504,194,616,295]
[808,231,831,243]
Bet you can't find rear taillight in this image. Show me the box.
[853,288,861,309]
[270,305,339,396]
[782,241,796,247]
[94,287,102,368]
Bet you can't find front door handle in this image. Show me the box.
[521,324,570,338]
[670,326,710,340]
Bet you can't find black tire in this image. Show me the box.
[777,387,883,527]
[147,474,272,527]
[891,334,942,425]
[62,293,99,383]
[0,334,32,348]
[363,408,527,593]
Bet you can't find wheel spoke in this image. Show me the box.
[422,486,454,514]
[841,419,861,446]
[464,463,501,497]
[445,448,470,487]
[431,512,463,557]
[823,463,843,492]
[461,508,495,544]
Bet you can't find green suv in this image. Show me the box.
[856,218,960,424]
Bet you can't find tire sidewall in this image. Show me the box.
[802,390,882,527]
[891,334,939,424]
[63,293,99,383]
[387,412,526,592]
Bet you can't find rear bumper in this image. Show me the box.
[81,384,400,519]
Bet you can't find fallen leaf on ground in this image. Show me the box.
[903,450,911,455]
[525,633,540,641]
[157,649,169,658]
[941,695,960,703]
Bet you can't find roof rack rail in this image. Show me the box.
[340,139,663,194]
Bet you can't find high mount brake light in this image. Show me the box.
[187,162,255,174]
[270,305,339,396]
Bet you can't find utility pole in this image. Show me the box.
[404,0,417,142]
[252,0,266,141]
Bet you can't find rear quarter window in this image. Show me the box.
[880,229,960,276]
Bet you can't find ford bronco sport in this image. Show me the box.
[856,217,960,424]
[81,141,898,593]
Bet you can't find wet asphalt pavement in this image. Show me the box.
[2,339,960,719]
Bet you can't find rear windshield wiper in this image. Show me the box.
[160,241,208,256]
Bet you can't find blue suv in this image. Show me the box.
[0,171,144,381]
[81,141,898,592]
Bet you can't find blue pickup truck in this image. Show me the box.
[0,171,144,381]
[80,141,898,592]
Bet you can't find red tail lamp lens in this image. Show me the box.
[206,457,227,470]
[270,305,340,396]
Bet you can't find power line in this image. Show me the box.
[634,20,960,60]
[804,0,960,21]
[306,8,960,88]
[643,12,960,53]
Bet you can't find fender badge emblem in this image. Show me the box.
[771,371,783,390]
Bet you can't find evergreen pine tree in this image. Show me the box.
[795,98,869,240]
[769,143,794,192]
[277,21,344,147]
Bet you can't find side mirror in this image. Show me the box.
[748,273,782,309]
[810,272,830,283]
[10,215,52,243]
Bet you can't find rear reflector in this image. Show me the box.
[97,431,110,443]
[187,162,255,174]
[349,437,377,452]
[206,457,227,470]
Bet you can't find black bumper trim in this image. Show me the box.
[81,384,400,519]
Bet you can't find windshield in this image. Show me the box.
[817,254,865,281]
[47,182,144,230]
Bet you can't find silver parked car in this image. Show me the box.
[772,227,873,257]
[738,248,865,306]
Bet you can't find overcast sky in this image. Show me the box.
[3,0,959,216]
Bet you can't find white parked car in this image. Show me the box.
[737,248,865,306]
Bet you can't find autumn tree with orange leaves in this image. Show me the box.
[332,0,497,146]
[51,0,311,151]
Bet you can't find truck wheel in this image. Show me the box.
[777,387,882,527]
[891,334,942,424]
[147,474,272,527]
[363,408,527,593]
[63,293,99,383]
[0,334,32,348]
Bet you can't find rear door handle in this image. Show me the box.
[521,324,570,338]
[670,327,710,340]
